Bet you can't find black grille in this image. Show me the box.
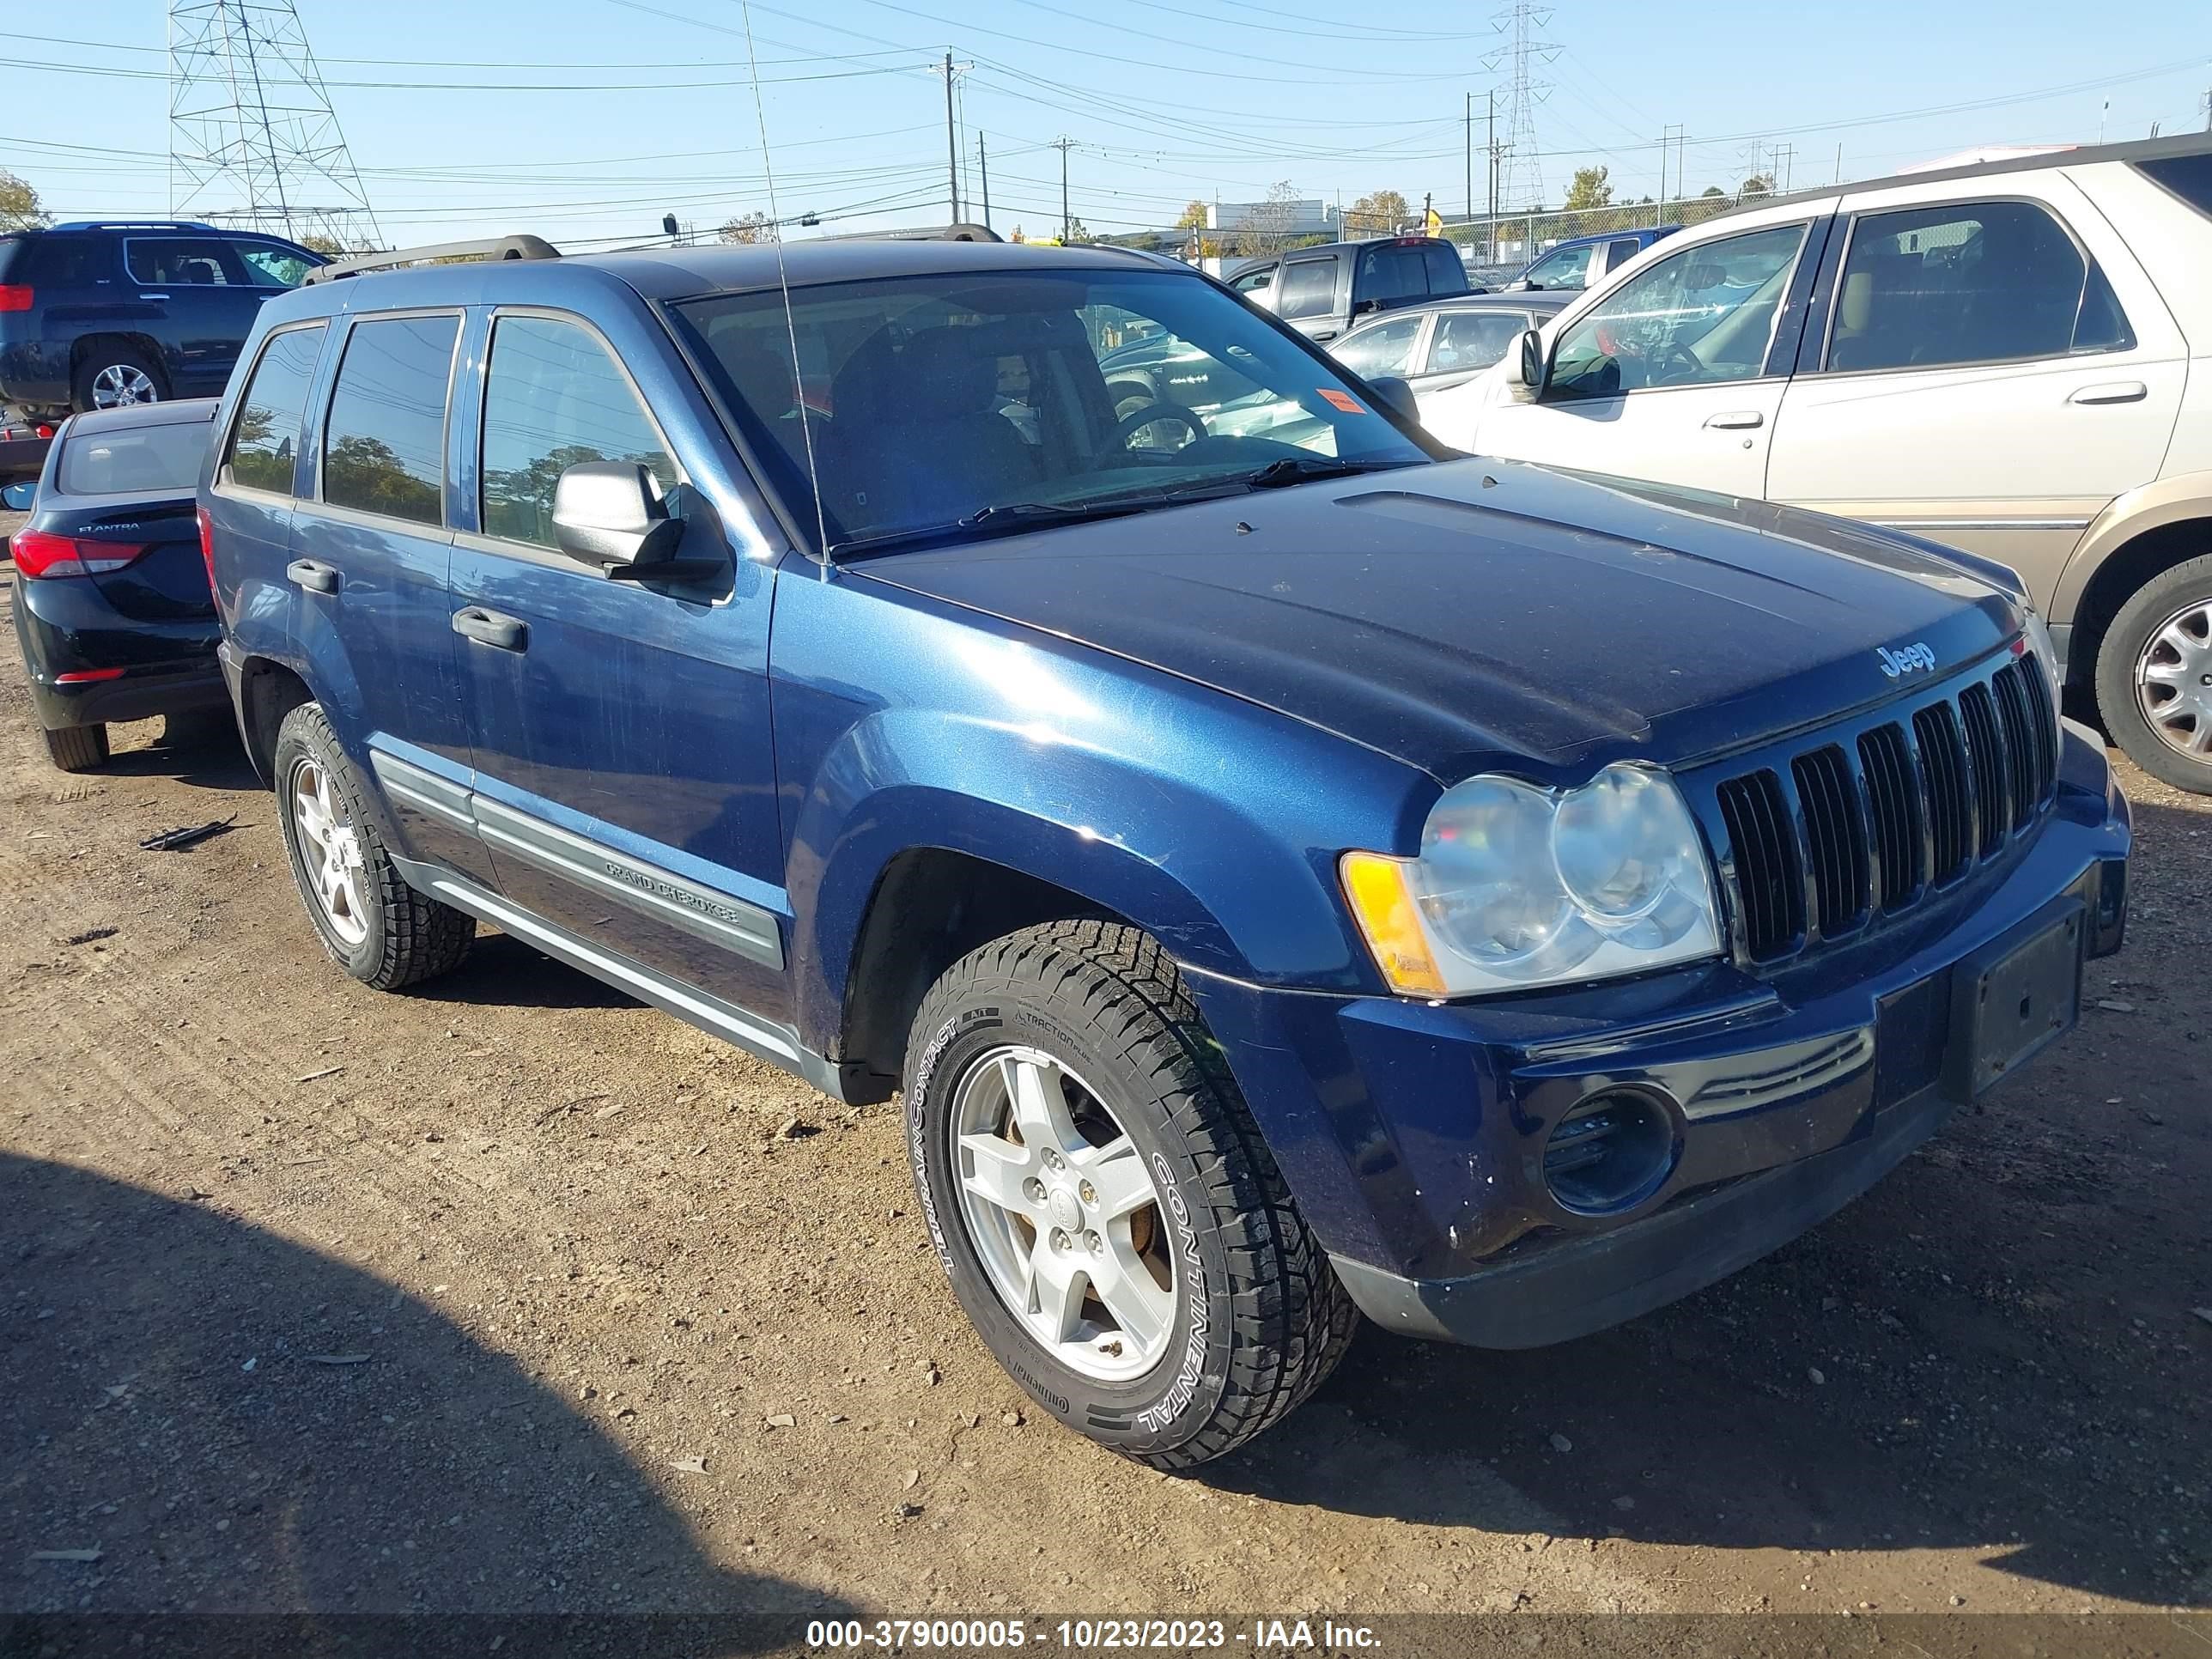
[1857,722,1922,909]
[1791,745,1867,938]
[1715,654,2060,965]
[1716,769,1802,960]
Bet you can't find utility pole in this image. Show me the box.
[1486,90,1498,262]
[941,52,960,220]
[977,131,991,231]
[1051,136,1076,243]
[1465,92,1474,222]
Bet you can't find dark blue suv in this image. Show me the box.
[201,233,2131,1468]
[0,221,325,421]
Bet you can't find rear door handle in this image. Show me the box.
[138,293,169,301]
[452,606,527,652]
[285,558,338,594]
[1704,410,1765,430]
[2069,380,2147,405]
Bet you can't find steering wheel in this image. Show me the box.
[1639,340,1707,386]
[1109,399,1204,452]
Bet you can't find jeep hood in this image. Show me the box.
[854,459,2025,781]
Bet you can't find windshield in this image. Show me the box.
[672,266,1431,553]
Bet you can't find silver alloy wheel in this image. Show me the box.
[2135,599,2212,759]
[89,363,159,409]
[951,1044,1177,1382]
[290,757,371,947]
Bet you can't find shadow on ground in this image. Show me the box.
[1,1152,848,1640]
[1209,796,2209,1609]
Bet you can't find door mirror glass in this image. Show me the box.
[1364,375,1419,424]
[2,480,34,511]
[551,461,684,568]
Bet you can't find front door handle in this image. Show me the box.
[2069,380,2148,405]
[285,558,338,594]
[1704,410,1765,430]
[452,606,527,652]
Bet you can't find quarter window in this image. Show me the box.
[125,238,240,287]
[1230,264,1276,296]
[1826,199,2132,374]
[321,314,459,526]
[1276,258,1337,319]
[1548,222,1808,399]
[1333,314,1422,378]
[480,315,675,549]
[225,324,325,495]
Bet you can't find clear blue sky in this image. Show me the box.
[5,0,2208,246]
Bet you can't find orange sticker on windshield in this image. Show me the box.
[1318,388,1366,413]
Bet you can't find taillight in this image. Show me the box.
[34,423,53,440]
[9,528,149,580]
[0,284,33,312]
[198,506,218,604]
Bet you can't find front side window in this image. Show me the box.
[1549,222,1808,399]
[1522,243,1595,291]
[234,240,319,289]
[320,314,459,526]
[1425,310,1528,375]
[673,267,1429,552]
[1333,314,1422,378]
[59,418,209,495]
[1825,199,2132,374]
[480,315,676,549]
[125,238,240,287]
[226,324,326,495]
[1276,258,1337,319]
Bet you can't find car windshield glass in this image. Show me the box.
[674,267,1429,554]
[57,420,207,495]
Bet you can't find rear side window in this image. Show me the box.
[59,419,209,495]
[479,315,675,549]
[321,314,459,526]
[1276,258,1337,319]
[125,238,241,287]
[1333,313,1422,377]
[2136,152,2212,219]
[1826,199,2132,374]
[1606,238,1644,271]
[8,235,106,286]
[226,324,326,495]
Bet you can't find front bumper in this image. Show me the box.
[1188,722,2130,1350]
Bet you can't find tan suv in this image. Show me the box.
[1422,134,2212,793]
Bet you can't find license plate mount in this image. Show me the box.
[1946,898,2085,1101]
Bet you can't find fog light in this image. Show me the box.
[1542,1088,1678,1214]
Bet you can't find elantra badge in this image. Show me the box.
[1877,641,1936,678]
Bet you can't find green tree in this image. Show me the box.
[298,233,348,257]
[1562,166,1613,212]
[1700,185,1725,198]
[719,211,778,245]
[1740,173,1776,199]
[1062,216,1092,245]
[1345,189,1411,238]
[0,169,48,232]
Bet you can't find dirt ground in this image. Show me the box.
[3,529,2207,1638]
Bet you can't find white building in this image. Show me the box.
[1206,198,1339,238]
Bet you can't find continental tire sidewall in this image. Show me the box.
[907,988,1236,1462]
[273,706,386,977]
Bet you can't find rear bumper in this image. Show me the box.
[13,575,224,730]
[1190,723,2130,1350]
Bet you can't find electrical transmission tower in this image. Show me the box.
[1484,3,1557,211]
[168,1,383,252]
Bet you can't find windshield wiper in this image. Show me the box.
[1238,456,1419,490]
[828,497,1160,559]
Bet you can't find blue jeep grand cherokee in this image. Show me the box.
[201,233,2130,1468]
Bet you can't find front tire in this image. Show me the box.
[273,702,473,989]
[2095,553,2212,793]
[903,921,1356,1468]
[40,722,109,772]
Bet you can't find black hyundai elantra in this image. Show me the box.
[7,398,223,771]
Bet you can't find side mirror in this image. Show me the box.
[1350,297,1380,318]
[1,480,33,512]
[1506,328,1548,402]
[1364,375,1420,425]
[551,461,685,569]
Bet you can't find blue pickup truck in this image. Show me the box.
[200,232,2130,1468]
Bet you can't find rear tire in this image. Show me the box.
[2094,553,2212,794]
[70,347,166,413]
[40,722,109,772]
[273,702,473,989]
[903,919,1357,1469]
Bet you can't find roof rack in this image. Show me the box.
[304,234,561,285]
[824,222,1004,244]
[50,220,222,234]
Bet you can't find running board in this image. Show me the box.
[389,854,872,1103]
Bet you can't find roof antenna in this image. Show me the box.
[738,0,832,579]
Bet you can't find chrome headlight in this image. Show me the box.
[1343,763,1722,996]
